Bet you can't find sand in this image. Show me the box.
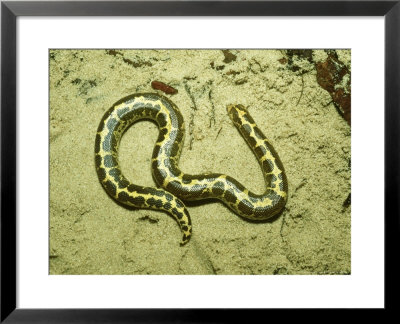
[49,49,351,275]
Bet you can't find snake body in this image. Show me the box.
[95,93,288,245]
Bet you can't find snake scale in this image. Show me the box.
[95,93,288,245]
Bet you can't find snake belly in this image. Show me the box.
[95,93,288,245]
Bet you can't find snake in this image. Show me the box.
[95,93,288,245]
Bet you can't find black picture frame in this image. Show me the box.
[1,0,399,322]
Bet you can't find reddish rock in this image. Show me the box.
[151,81,178,95]
[316,53,351,125]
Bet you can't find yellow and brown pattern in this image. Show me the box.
[95,93,288,245]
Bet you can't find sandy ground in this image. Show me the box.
[49,49,351,275]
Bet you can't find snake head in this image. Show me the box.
[227,104,248,122]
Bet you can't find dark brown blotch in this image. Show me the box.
[184,210,191,225]
[237,199,253,216]
[157,128,168,142]
[171,207,183,219]
[94,134,101,153]
[224,190,237,204]
[229,177,245,192]
[211,181,225,196]
[167,180,184,194]
[262,159,275,173]
[97,168,107,182]
[132,106,145,117]
[181,233,190,244]
[253,126,266,140]
[119,178,130,189]
[152,144,162,157]
[147,188,165,197]
[171,142,180,157]
[127,184,137,192]
[128,195,145,206]
[231,112,242,125]
[175,199,184,209]
[255,145,268,159]
[147,197,164,208]
[279,174,288,192]
[241,123,252,135]
[246,135,257,147]
[94,154,102,168]
[120,110,137,124]
[182,174,193,184]
[104,180,117,197]
[157,113,168,128]
[135,186,153,195]
[117,191,130,202]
